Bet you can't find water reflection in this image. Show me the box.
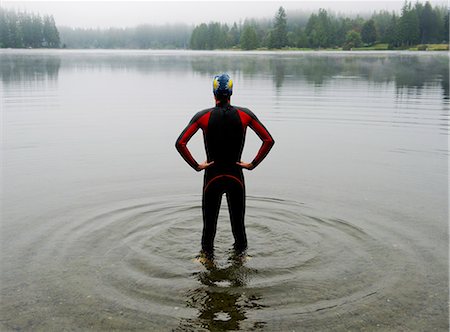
[272,59,286,89]
[191,53,448,97]
[176,252,265,331]
[0,52,60,83]
[1,50,447,98]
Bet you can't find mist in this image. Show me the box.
[3,1,446,29]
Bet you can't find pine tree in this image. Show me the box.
[31,14,44,47]
[0,10,9,47]
[228,23,240,47]
[399,1,420,46]
[43,15,60,47]
[240,24,259,50]
[269,6,288,48]
[418,1,438,43]
[190,23,208,49]
[444,11,449,43]
[305,9,332,48]
[372,10,393,43]
[361,19,377,45]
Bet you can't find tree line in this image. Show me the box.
[0,2,448,50]
[58,24,190,49]
[0,8,60,48]
[191,2,449,50]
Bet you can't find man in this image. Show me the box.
[175,73,274,259]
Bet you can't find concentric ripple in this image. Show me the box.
[9,194,418,331]
[1,191,446,331]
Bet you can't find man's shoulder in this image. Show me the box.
[192,107,214,121]
[232,106,257,119]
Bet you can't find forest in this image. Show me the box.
[0,9,60,48]
[0,1,448,50]
[190,2,449,50]
[57,24,191,49]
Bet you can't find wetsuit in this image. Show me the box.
[175,102,274,255]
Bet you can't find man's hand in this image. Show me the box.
[197,160,214,171]
[236,161,254,170]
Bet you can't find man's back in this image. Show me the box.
[175,73,274,259]
[176,104,273,174]
[206,105,244,170]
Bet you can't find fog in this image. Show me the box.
[3,1,447,28]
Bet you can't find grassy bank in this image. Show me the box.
[245,43,449,52]
[353,43,449,51]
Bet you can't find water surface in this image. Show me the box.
[1,50,448,331]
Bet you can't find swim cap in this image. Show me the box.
[213,73,233,98]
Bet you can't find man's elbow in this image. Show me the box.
[175,140,183,152]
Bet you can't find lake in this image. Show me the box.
[1,49,448,331]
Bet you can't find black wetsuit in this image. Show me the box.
[176,101,274,255]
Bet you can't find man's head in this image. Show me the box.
[213,73,233,103]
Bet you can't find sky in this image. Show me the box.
[2,0,448,28]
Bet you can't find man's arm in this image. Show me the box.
[237,108,275,170]
[175,110,212,171]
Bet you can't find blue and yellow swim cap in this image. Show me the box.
[213,73,233,98]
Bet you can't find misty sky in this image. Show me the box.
[2,1,448,28]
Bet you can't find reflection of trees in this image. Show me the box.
[175,253,266,332]
[300,56,341,86]
[0,52,60,83]
[54,52,193,74]
[1,51,447,99]
[272,59,285,89]
[189,53,448,98]
[441,71,449,100]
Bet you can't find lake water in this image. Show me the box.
[1,49,448,331]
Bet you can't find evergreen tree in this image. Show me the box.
[190,23,208,49]
[444,11,449,43]
[21,13,34,47]
[288,25,308,48]
[0,10,9,47]
[286,30,296,47]
[228,22,240,47]
[431,6,446,43]
[335,17,353,46]
[269,6,288,48]
[31,14,44,47]
[398,1,420,46]
[418,1,438,43]
[207,22,224,49]
[372,10,394,43]
[361,19,377,45]
[386,14,400,47]
[11,12,24,48]
[240,24,259,50]
[297,28,309,48]
[43,15,60,47]
[305,9,332,48]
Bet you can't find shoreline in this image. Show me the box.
[0,47,448,53]
[1,43,449,52]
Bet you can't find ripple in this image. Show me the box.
[23,195,404,326]
[4,194,440,331]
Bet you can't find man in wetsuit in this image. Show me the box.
[175,73,274,259]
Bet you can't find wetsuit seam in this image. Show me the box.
[204,174,244,193]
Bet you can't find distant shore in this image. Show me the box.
[2,43,448,52]
[230,43,449,52]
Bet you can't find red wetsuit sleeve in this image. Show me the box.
[238,108,275,168]
[175,110,210,171]
[249,116,275,168]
